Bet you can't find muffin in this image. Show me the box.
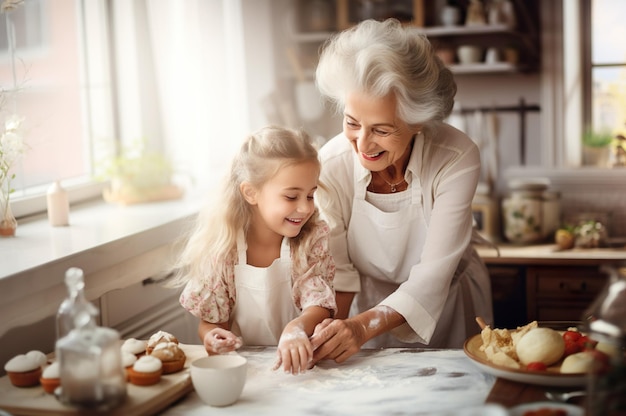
[128,355,162,386]
[4,352,45,387]
[150,341,186,374]
[121,351,138,380]
[40,361,60,394]
[146,331,178,354]
[121,338,147,357]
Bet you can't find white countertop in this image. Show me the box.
[161,347,502,416]
[0,194,203,337]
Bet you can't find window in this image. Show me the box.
[0,0,114,217]
[587,0,626,139]
[556,0,626,168]
[1,0,267,219]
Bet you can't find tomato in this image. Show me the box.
[526,362,548,371]
[563,339,583,357]
[562,330,582,343]
[577,335,597,349]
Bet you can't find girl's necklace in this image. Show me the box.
[376,172,406,193]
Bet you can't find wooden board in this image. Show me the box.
[0,344,207,416]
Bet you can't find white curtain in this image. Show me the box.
[112,0,259,190]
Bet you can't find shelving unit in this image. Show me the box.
[285,0,540,77]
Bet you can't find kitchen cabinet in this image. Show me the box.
[484,257,616,328]
[283,0,540,78]
[525,265,608,323]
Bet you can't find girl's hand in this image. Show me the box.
[272,325,312,375]
[203,327,242,355]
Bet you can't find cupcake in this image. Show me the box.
[121,351,138,380]
[4,351,46,387]
[150,342,186,374]
[40,361,60,394]
[128,355,162,386]
[146,331,178,354]
[121,338,147,357]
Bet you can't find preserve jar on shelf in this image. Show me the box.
[501,178,560,244]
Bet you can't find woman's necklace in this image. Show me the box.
[376,172,406,193]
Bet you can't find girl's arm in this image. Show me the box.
[199,320,242,355]
[274,305,331,375]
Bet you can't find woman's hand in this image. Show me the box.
[309,317,367,363]
[273,324,313,375]
[202,327,242,355]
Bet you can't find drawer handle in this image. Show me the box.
[559,281,587,293]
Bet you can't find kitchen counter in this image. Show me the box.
[161,346,501,416]
[476,243,626,265]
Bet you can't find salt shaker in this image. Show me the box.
[583,265,626,415]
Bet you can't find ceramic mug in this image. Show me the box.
[457,45,483,64]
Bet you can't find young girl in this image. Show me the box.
[170,125,336,375]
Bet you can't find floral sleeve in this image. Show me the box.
[291,221,337,316]
[178,260,236,324]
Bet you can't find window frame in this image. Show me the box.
[7,0,116,219]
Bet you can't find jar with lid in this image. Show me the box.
[582,265,626,415]
[502,178,559,244]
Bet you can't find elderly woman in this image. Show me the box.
[311,19,493,363]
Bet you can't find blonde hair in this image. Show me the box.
[169,125,323,287]
[316,19,457,130]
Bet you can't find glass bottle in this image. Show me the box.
[56,267,98,340]
[583,265,626,416]
[55,269,126,410]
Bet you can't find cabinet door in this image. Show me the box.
[487,265,527,328]
[526,266,609,323]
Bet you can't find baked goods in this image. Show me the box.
[4,351,46,387]
[128,355,162,386]
[516,327,565,366]
[478,321,538,369]
[121,338,147,357]
[150,341,186,374]
[121,351,138,380]
[146,330,178,354]
[560,351,597,373]
[40,361,60,394]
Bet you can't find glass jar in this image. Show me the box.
[583,265,626,415]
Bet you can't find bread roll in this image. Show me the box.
[515,327,564,366]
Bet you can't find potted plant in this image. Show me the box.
[99,140,183,205]
[582,129,614,167]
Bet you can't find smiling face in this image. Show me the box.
[242,160,319,241]
[343,91,418,175]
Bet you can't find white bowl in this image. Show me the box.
[457,45,483,64]
[190,355,247,407]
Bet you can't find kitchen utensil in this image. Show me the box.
[545,390,586,402]
[191,355,247,407]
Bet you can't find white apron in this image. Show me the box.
[230,231,300,346]
[347,172,491,349]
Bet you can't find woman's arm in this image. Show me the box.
[310,305,405,363]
